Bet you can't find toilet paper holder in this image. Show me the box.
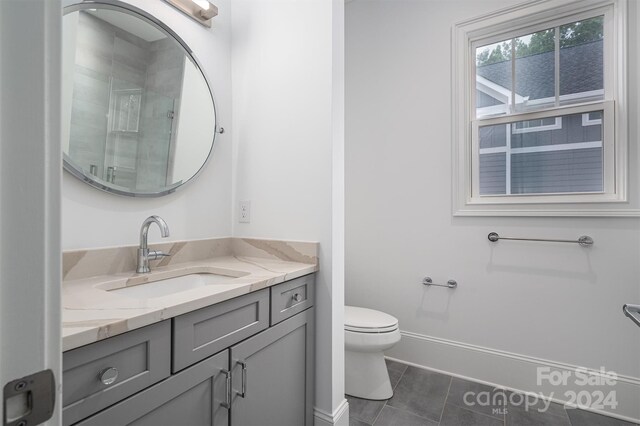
[422,277,457,289]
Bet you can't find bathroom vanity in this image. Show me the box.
[61,238,318,426]
[59,2,318,424]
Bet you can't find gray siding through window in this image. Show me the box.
[511,148,603,194]
[478,112,603,195]
[479,124,507,149]
[479,153,506,195]
[511,114,601,149]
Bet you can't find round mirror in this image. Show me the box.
[62,2,217,197]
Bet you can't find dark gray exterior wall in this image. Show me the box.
[511,148,603,194]
[479,153,507,195]
[478,112,603,195]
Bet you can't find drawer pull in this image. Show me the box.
[292,293,303,303]
[98,367,118,386]
[236,361,247,398]
[221,369,231,409]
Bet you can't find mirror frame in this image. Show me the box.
[63,0,218,197]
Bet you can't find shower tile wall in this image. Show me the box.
[69,12,184,190]
[69,13,112,180]
[109,29,149,188]
[137,38,185,190]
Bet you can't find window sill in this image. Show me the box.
[453,203,640,217]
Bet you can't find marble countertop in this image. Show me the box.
[62,238,318,351]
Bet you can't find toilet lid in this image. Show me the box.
[344,306,398,333]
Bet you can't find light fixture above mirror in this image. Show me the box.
[164,0,218,27]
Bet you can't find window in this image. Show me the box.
[453,0,628,216]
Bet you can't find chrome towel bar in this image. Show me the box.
[623,304,640,328]
[422,277,457,289]
[488,232,594,247]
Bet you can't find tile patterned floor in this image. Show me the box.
[347,360,639,426]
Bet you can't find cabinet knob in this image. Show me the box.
[292,293,302,303]
[98,367,118,386]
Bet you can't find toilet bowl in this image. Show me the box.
[345,306,401,400]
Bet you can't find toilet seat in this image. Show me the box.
[345,324,398,333]
[345,306,398,333]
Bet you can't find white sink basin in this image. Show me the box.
[108,273,240,299]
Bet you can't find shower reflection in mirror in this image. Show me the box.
[62,6,216,196]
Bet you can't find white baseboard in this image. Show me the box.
[314,398,349,426]
[387,330,640,424]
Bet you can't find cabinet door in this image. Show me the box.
[230,308,314,426]
[76,350,230,426]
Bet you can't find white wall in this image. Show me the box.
[231,0,346,422]
[61,0,232,250]
[346,0,640,421]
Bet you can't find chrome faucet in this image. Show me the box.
[137,215,171,273]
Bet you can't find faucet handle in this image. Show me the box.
[148,250,171,261]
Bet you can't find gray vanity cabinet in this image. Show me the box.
[65,274,315,426]
[230,308,314,426]
[173,289,270,372]
[75,349,229,426]
[62,321,171,426]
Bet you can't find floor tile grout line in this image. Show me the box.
[444,400,507,422]
[437,376,453,424]
[564,406,574,426]
[370,401,385,426]
[503,392,506,426]
[371,362,407,426]
[455,403,512,425]
[392,364,408,391]
[376,404,441,426]
[345,396,379,425]
[443,386,506,422]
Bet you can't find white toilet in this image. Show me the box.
[344,306,401,400]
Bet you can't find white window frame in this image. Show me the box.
[511,116,562,134]
[582,111,603,126]
[452,0,629,216]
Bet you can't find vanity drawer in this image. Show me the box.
[270,274,315,325]
[173,288,269,372]
[62,320,171,426]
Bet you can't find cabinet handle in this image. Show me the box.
[292,293,302,303]
[221,369,231,409]
[98,367,118,386]
[236,361,247,398]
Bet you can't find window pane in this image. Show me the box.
[479,151,506,195]
[478,123,507,195]
[511,148,602,194]
[514,28,555,111]
[476,40,511,117]
[560,16,604,103]
[479,122,507,149]
[479,111,604,196]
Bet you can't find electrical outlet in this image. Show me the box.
[239,201,251,223]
